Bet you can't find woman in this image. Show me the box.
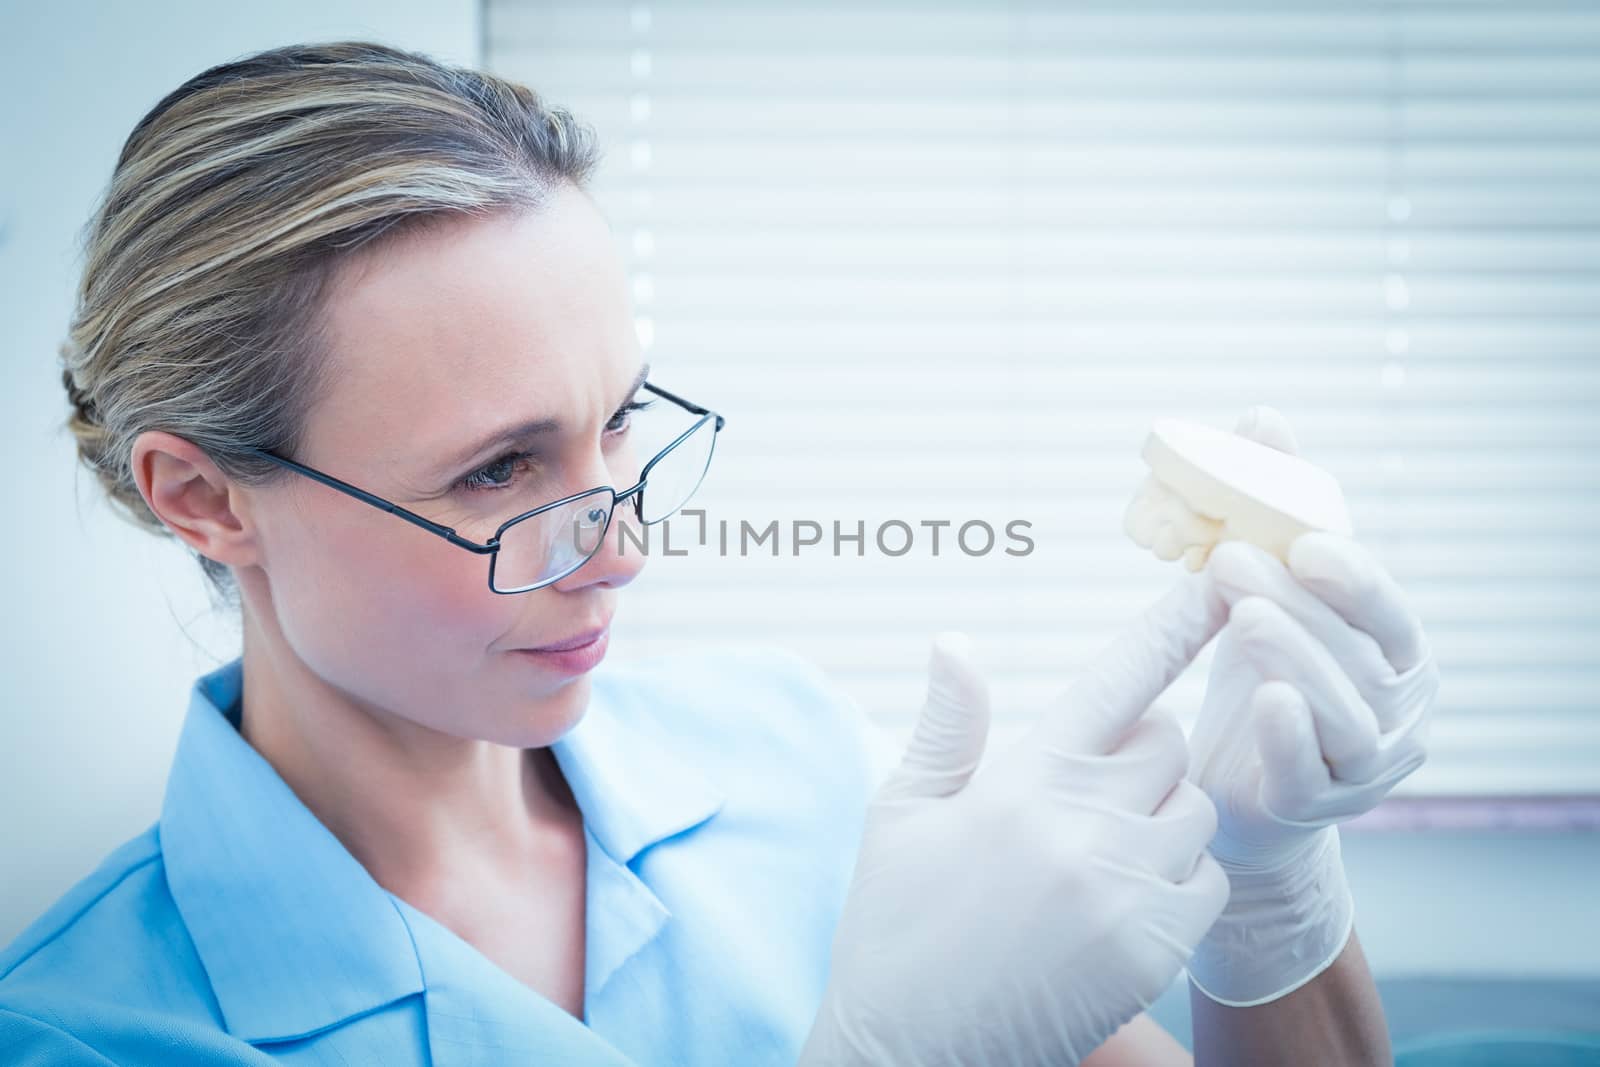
[1,42,1436,1065]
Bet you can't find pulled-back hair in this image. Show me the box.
[59,40,603,605]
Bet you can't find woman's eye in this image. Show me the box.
[456,451,538,493]
[607,397,655,435]
[454,400,655,493]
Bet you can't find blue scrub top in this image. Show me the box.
[0,643,896,1065]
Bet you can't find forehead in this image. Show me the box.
[306,187,636,470]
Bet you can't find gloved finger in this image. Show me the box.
[1228,596,1385,784]
[1253,676,1431,828]
[1152,850,1231,961]
[1287,531,1430,676]
[1046,708,1190,816]
[1082,836,1230,958]
[1234,404,1300,456]
[1293,754,1428,828]
[1147,778,1220,884]
[1358,682,1432,797]
[1077,777,1218,889]
[1363,734,1429,796]
[1036,567,1230,758]
[1208,540,1395,706]
[889,631,992,802]
[1250,680,1332,824]
[1376,646,1440,718]
[1184,623,1260,783]
[1366,653,1439,765]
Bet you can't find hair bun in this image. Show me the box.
[62,365,98,422]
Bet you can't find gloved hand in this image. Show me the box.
[797,572,1234,1067]
[1184,405,1440,1007]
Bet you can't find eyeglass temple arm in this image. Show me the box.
[240,446,497,554]
[643,381,726,431]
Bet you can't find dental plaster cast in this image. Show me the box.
[1122,417,1352,571]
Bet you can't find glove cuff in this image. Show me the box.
[1185,826,1355,1008]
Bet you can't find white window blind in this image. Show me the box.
[485,1,1600,796]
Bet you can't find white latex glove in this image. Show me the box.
[797,573,1234,1067]
[1185,405,1440,1007]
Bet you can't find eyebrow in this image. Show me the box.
[435,361,651,478]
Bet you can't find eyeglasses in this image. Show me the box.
[238,381,724,594]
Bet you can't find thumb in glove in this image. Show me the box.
[879,631,991,805]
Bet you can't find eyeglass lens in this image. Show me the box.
[490,404,718,592]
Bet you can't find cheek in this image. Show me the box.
[261,503,587,745]
[365,535,515,657]
[268,502,513,672]
[418,545,516,638]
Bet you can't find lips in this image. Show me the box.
[525,623,608,652]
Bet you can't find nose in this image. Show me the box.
[549,462,648,593]
[551,495,646,592]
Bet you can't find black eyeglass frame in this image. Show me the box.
[237,380,725,594]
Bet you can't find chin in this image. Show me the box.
[486,673,592,748]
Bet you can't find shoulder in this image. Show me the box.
[0,824,212,1030]
[0,825,163,984]
[0,999,270,1066]
[0,1005,118,1065]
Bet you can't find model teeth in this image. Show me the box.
[1123,416,1352,570]
[1123,472,1225,572]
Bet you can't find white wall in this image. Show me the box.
[0,0,480,947]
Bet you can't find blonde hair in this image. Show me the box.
[59,41,603,604]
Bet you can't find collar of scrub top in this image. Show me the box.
[158,655,726,1050]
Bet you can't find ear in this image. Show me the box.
[130,430,263,570]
